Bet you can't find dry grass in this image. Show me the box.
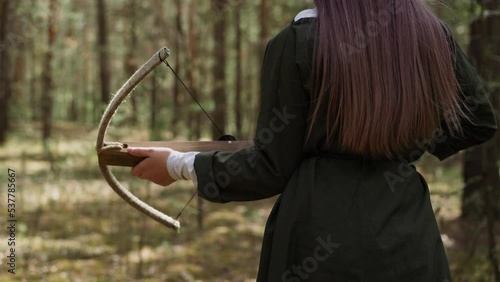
[0,122,496,281]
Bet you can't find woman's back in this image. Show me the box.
[133,1,497,281]
[250,10,496,280]
[291,2,497,162]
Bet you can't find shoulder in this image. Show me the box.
[270,7,317,40]
[293,8,317,23]
[272,8,317,41]
[264,8,318,57]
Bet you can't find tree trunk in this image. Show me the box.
[188,0,201,140]
[188,0,204,231]
[41,0,57,143]
[246,5,259,139]
[149,0,163,140]
[29,35,37,122]
[150,73,158,137]
[172,0,184,137]
[12,0,25,109]
[462,0,500,279]
[124,0,138,125]
[462,0,500,219]
[96,0,110,107]
[211,0,227,139]
[0,0,11,144]
[81,0,91,124]
[235,3,243,137]
[28,0,38,122]
[67,2,78,121]
[259,0,269,62]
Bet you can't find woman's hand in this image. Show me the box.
[127,147,177,187]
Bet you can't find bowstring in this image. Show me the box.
[158,54,222,220]
[159,55,225,137]
[175,191,198,220]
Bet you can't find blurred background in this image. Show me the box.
[0,0,499,281]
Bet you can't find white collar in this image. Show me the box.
[294,8,318,22]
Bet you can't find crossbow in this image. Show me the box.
[96,47,252,232]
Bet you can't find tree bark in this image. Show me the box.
[188,0,201,140]
[259,0,269,62]
[187,0,205,231]
[462,0,500,279]
[81,0,91,123]
[67,1,78,121]
[235,3,243,137]
[0,0,11,144]
[124,0,139,125]
[150,73,158,136]
[211,0,227,139]
[29,33,37,122]
[12,0,25,109]
[462,0,500,219]
[149,0,163,140]
[96,0,110,106]
[172,0,184,137]
[41,0,57,143]
[29,0,38,122]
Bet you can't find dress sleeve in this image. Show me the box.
[430,39,497,161]
[193,26,309,203]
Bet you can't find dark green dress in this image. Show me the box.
[194,17,497,282]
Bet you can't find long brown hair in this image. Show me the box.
[309,0,465,159]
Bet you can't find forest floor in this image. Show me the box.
[0,122,498,282]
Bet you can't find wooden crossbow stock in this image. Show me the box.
[96,47,252,232]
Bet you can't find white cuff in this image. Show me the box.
[167,151,199,186]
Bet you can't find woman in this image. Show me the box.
[128,1,497,281]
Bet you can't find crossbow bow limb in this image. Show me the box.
[96,47,252,232]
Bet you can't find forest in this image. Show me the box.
[0,0,499,281]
